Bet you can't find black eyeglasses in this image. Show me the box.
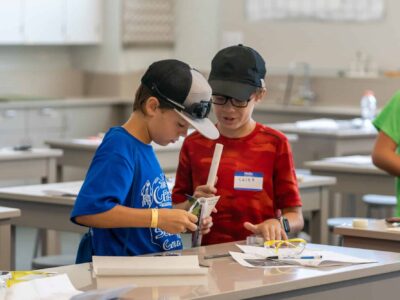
[150,84,211,119]
[211,95,251,108]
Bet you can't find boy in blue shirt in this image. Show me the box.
[71,59,219,259]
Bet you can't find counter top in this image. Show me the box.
[0,97,132,109]
[41,241,400,300]
[255,103,361,116]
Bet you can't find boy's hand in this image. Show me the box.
[193,184,217,199]
[243,219,288,241]
[199,215,214,235]
[157,209,198,234]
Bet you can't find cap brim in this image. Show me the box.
[175,109,220,140]
[209,80,257,101]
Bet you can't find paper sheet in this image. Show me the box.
[4,274,81,300]
[43,182,83,197]
[233,244,376,268]
[188,196,220,218]
[70,285,134,300]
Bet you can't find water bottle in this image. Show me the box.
[360,90,377,127]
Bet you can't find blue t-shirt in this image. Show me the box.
[71,127,182,256]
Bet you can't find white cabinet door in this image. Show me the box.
[23,0,65,44]
[65,0,102,44]
[0,0,24,43]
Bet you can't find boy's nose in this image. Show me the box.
[221,100,236,110]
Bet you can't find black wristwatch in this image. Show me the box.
[279,216,290,233]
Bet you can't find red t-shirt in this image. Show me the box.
[172,123,302,245]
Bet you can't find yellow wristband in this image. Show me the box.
[150,209,158,228]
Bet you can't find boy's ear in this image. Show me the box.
[144,96,160,116]
[255,88,267,103]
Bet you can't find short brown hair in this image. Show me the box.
[133,84,174,113]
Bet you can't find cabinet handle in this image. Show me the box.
[3,110,17,118]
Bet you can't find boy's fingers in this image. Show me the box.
[243,222,258,233]
[186,222,197,232]
[187,212,198,224]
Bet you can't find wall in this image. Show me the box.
[219,0,400,75]
[0,0,399,104]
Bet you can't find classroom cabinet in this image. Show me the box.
[0,0,102,45]
[0,108,27,146]
[0,0,24,43]
[0,99,130,148]
[65,0,102,44]
[63,105,123,138]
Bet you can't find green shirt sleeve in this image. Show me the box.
[373,90,400,147]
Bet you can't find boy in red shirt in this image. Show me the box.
[172,45,304,245]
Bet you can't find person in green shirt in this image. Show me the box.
[372,91,400,216]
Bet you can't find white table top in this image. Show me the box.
[335,219,400,241]
[0,206,21,219]
[256,103,361,116]
[0,173,336,205]
[46,137,184,151]
[271,122,377,137]
[304,155,387,175]
[0,148,63,161]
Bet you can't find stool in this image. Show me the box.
[362,194,396,218]
[31,254,76,269]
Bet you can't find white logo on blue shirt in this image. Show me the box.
[141,173,181,250]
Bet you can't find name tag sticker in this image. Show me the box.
[234,172,263,191]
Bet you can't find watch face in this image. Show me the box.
[282,218,290,233]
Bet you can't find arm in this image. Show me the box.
[243,206,303,241]
[245,133,303,241]
[75,205,198,234]
[372,131,400,176]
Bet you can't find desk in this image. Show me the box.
[270,121,377,167]
[304,156,395,217]
[46,138,185,181]
[43,241,400,300]
[0,174,335,268]
[0,148,63,262]
[254,104,360,124]
[0,206,20,270]
[334,219,400,252]
[0,182,86,269]
[0,148,62,183]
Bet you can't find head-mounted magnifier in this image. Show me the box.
[151,83,211,119]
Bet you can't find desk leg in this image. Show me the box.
[332,192,342,218]
[0,222,12,270]
[310,187,329,245]
[319,188,329,244]
[39,158,61,256]
[56,164,63,183]
[47,157,57,184]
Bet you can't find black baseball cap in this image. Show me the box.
[141,59,219,140]
[208,44,266,101]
